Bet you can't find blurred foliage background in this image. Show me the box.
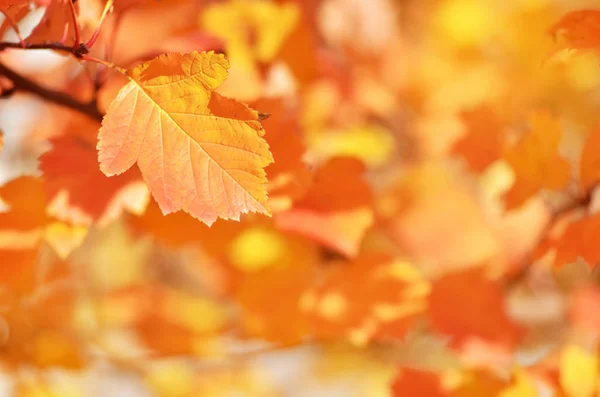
[3,0,600,396]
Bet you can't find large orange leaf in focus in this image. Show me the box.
[275,157,373,257]
[428,267,522,348]
[549,10,600,52]
[504,111,571,209]
[579,125,600,193]
[41,135,145,225]
[452,106,504,173]
[98,51,273,226]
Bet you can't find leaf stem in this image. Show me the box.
[0,11,26,48]
[80,54,126,74]
[68,0,81,47]
[85,0,114,50]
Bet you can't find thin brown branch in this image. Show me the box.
[0,40,92,57]
[0,11,25,47]
[0,62,103,122]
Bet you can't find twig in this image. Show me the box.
[85,0,114,50]
[67,0,81,47]
[0,11,25,47]
[0,62,103,121]
[0,40,85,56]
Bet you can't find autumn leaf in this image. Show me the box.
[579,125,600,193]
[26,0,78,45]
[98,51,274,226]
[0,2,29,38]
[381,163,500,272]
[559,344,599,397]
[134,286,228,356]
[301,256,429,346]
[569,285,600,338]
[427,267,522,348]
[0,177,48,233]
[391,368,447,397]
[504,111,571,209]
[236,262,314,344]
[0,256,84,370]
[250,97,311,212]
[452,106,504,173]
[275,157,374,257]
[540,212,600,270]
[549,10,600,52]
[201,0,299,65]
[40,134,147,226]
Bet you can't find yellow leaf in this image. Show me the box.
[560,344,599,397]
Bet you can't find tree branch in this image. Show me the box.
[0,62,103,122]
[0,40,84,55]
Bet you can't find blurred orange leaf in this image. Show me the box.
[26,0,78,45]
[302,255,428,346]
[452,106,504,173]
[504,111,571,209]
[428,267,522,348]
[0,177,48,232]
[549,10,600,52]
[391,368,447,397]
[41,134,145,225]
[539,212,600,270]
[579,125,600,193]
[275,157,373,257]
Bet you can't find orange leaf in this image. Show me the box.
[275,157,373,257]
[382,163,500,272]
[580,125,600,193]
[549,10,600,52]
[134,287,227,356]
[250,97,311,210]
[504,111,571,209]
[0,2,29,38]
[428,267,522,348]
[569,285,600,337]
[40,134,145,225]
[236,263,314,344]
[0,177,48,232]
[26,0,78,45]
[98,51,273,225]
[301,255,428,346]
[542,212,600,270]
[391,368,447,397]
[452,106,504,173]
